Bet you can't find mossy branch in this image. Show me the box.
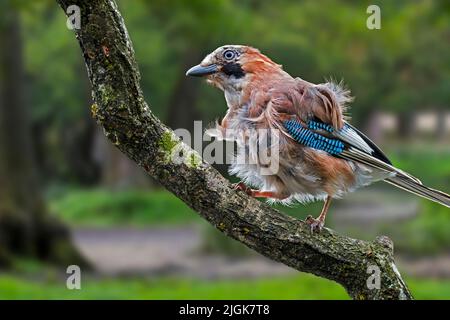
[56,0,412,300]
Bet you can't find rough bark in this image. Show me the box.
[57,0,413,300]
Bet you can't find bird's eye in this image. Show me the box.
[223,50,236,60]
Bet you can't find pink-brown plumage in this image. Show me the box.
[186,45,450,231]
[209,47,360,202]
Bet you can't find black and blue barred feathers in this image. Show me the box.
[307,120,335,133]
[284,119,345,155]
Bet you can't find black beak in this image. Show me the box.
[186,64,218,77]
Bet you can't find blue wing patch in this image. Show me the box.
[307,120,335,133]
[284,119,345,155]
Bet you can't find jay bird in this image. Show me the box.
[186,45,450,231]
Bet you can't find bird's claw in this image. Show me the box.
[305,215,324,233]
[232,182,253,196]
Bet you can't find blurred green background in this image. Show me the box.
[0,0,449,299]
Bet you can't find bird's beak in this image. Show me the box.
[186,64,218,77]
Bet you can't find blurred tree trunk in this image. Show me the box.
[362,109,383,144]
[166,52,203,133]
[0,10,85,267]
[62,62,100,185]
[397,111,416,139]
[93,127,153,189]
[436,109,447,141]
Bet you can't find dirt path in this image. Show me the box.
[72,226,450,279]
[72,226,294,278]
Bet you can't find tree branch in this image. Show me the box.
[56,0,412,300]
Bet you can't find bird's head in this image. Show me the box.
[186,45,283,91]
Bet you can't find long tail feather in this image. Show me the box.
[385,175,450,208]
[341,148,422,184]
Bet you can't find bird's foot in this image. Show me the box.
[305,215,325,233]
[232,182,287,200]
[232,181,253,196]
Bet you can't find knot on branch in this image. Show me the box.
[374,235,394,254]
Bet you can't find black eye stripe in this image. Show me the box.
[222,63,245,78]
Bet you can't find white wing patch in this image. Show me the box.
[333,124,374,154]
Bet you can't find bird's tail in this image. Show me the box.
[385,175,450,208]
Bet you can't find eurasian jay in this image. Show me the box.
[186,45,450,231]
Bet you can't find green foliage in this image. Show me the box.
[341,145,450,255]
[49,189,200,227]
[387,145,450,188]
[384,200,450,255]
[199,225,252,257]
[0,273,344,300]
[49,186,327,228]
[1,272,450,299]
[14,0,449,184]
[21,0,450,121]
